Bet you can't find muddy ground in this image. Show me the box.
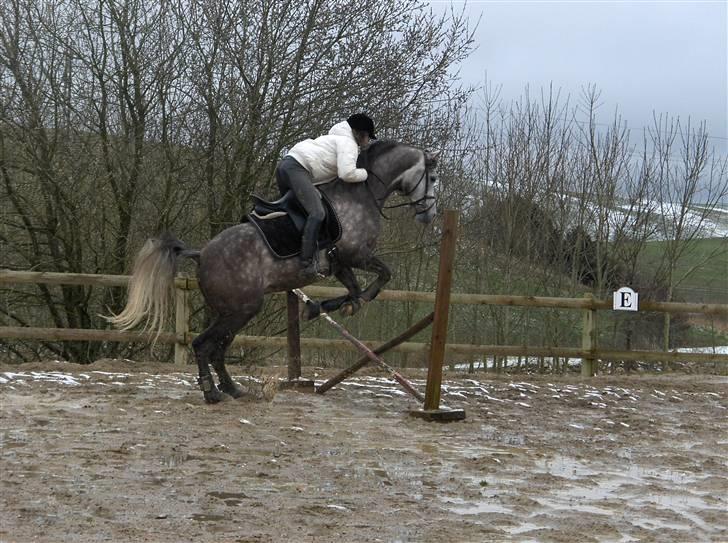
[1,360,726,543]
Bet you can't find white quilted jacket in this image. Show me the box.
[287,121,368,184]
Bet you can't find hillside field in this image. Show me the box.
[639,237,727,305]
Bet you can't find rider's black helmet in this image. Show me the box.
[347,113,377,139]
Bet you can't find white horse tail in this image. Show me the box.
[106,233,198,338]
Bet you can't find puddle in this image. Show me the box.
[537,496,613,516]
[505,522,547,535]
[190,513,227,522]
[418,443,439,454]
[535,455,703,486]
[207,491,248,507]
[631,517,693,532]
[1,440,28,449]
[533,454,722,534]
[161,452,188,467]
[632,495,720,532]
[441,496,511,515]
[534,455,599,479]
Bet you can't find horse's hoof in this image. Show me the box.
[203,387,223,404]
[340,298,362,317]
[302,300,321,321]
[198,375,223,404]
[219,381,244,399]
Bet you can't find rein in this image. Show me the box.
[363,170,390,219]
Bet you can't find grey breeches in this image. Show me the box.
[275,156,325,260]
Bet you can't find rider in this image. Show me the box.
[276,113,377,277]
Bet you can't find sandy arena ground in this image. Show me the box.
[1,360,726,542]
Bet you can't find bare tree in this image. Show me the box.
[0,0,475,362]
[648,114,728,351]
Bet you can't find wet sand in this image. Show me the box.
[1,360,726,542]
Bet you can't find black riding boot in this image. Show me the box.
[300,220,322,277]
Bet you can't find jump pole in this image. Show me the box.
[292,289,425,403]
[316,311,435,395]
[410,209,466,422]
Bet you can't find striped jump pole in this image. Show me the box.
[292,289,425,403]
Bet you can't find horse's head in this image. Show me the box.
[406,149,439,224]
[359,142,440,224]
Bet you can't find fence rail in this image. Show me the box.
[1,269,727,369]
[3,270,728,315]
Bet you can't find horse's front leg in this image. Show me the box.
[356,255,391,303]
[336,256,392,317]
[302,266,362,320]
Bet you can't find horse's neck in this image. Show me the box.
[366,161,400,205]
[319,165,393,213]
[321,181,381,217]
[365,145,419,204]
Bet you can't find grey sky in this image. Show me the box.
[430,1,728,156]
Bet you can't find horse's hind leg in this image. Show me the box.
[210,333,245,399]
[192,317,233,404]
[192,322,224,404]
[192,303,261,403]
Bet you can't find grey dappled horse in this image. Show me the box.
[109,141,439,403]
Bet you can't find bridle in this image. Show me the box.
[365,151,437,220]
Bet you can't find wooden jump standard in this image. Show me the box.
[410,210,466,421]
[284,209,466,422]
[276,290,315,393]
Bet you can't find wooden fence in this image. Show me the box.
[1,268,727,375]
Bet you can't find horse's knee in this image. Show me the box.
[379,267,392,283]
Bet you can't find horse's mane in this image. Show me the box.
[357,140,400,168]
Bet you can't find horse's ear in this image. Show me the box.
[425,150,441,164]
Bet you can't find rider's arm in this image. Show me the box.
[336,139,368,183]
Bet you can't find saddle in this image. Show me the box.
[243,190,342,260]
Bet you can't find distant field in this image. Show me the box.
[640,237,728,304]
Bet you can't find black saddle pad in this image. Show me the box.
[244,192,342,259]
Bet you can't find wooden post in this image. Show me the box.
[280,291,314,392]
[581,293,597,377]
[411,210,465,422]
[287,290,302,380]
[174,275,190,366]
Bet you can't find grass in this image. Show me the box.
[639,237,728,304]
[684,324,728,348]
